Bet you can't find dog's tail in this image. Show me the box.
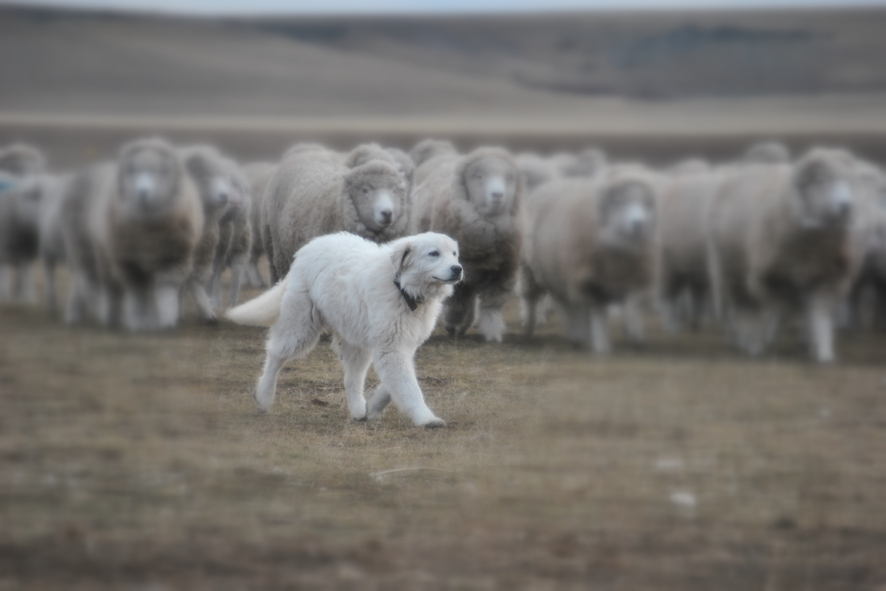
[225,280,286,327]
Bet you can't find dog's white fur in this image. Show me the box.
[226,231,462,427]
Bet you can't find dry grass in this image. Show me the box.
[1,269,885,589]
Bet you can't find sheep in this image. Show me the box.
[37,173,73,314]
[280,142,328,162]
[742,140,791,165]
[519,169,659,354]
[0,145,47,302]
[841,161,886,330]
[61,137,204,330]
[243,161,276,288]
[385,147,416,194]
[207,158,252,308]
[0,174,41,302]
[561,147,608,178]
[706,148,860,362]
[656,165,723,332]
[515,152,560,193]
[178,145,237,324]
[411,146,524,342]
[410,139,458,187]
[666,158,711,175]
[263,145,411,283]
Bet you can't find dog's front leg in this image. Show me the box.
[372,349,445,428]
[335,337,371,420]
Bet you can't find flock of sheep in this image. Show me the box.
[2,136,885,363]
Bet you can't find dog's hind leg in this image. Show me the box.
[334,336,371,420]
[254,292,321,413]
[366,386,392,421]
[372,349,444,428]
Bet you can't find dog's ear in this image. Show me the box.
[389,239,414,278]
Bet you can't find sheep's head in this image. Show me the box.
[458,149,521,218]
[597,176,657,248]
[792,148,855,230]
[345,161,407,234]
[181,145,232,219]
[117,137,181,216]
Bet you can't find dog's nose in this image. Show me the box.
[450,265,463,278]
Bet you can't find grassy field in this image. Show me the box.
[1,269,886,589]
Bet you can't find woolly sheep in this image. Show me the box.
[243,161,276,288]
[178,144,237,324]
[741,141,791,165]
[0,144,47,302]
[208,158,252,308]
[410,139,458,187]
[706,148,860,362]
[411,146,524,342]
[519,170,659,354]
[61,138,204,330]
[263,145,411,282]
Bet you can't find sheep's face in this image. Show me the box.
[118,143,180,215]
[793,150,855,230]
[346,166,406,233]
[598,179,657,247]
[183,151,231,218]
[463,156,519,217]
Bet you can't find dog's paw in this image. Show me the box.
[422,417,447,429]
[254,392,271,414]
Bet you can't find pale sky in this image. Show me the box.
[11,0,886,16]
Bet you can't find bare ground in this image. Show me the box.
[1,268,886,590]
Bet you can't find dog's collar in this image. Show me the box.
[394,278,424,312]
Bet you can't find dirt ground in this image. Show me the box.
[2,264,886,590]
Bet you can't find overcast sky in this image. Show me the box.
[13,0,886,16]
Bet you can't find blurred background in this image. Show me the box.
[3,0,886,163]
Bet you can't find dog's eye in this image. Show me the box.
[428,251,440,257]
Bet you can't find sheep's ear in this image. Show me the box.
[343,166,365,191]
[454,156,473,201]
[794,154,833,197]
[389,240,414,277]
[597,181,621,217]
[183,151,210,182]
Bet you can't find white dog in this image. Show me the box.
[225,231,462,427]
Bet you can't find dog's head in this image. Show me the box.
[117,137,182,216]
[389,232,461,305]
